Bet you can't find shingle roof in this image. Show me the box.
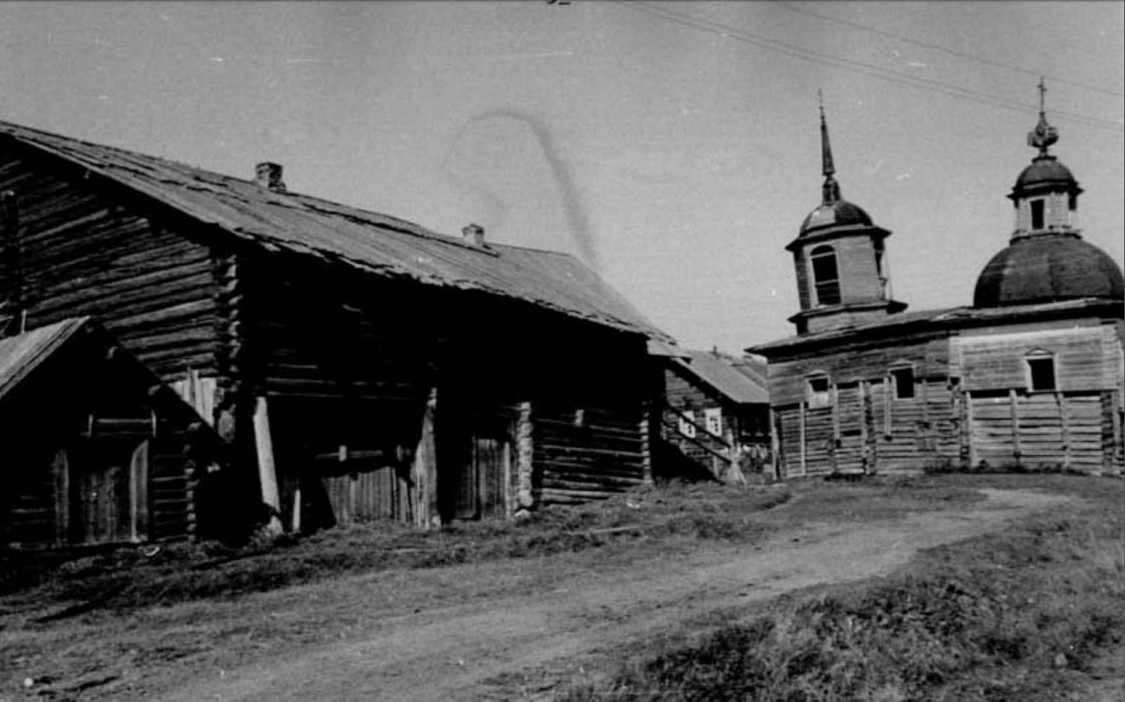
[0,317,89,402]
[676,350,768,405]
[0,120,673,343]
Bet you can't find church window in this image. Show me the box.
[890,366,915,400]
[1026,350,1056,392]
[810,246,841,305]
[1030,199,1045,230]
[807,373,831,408]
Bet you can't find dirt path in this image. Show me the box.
[159,488,1071,702]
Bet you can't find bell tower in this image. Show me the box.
[787,98,906,336]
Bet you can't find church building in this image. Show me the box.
[749,87,1124,477]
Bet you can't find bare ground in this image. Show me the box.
[129,487,1073,702]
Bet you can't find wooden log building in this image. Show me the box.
[0,317,219,550]
[0,119,676,538]
[749,96,1124,478]
[661,349,770,481]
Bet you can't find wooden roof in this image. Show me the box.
[748,298,1124,358]
[0,120,673,344]
[675,350,768,405]
[0,318,89,402]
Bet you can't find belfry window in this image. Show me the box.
[810,245,841,305]
[1030,199,1045,230]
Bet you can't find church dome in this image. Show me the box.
[799,199,873,236]
[973,234,1124,308]
[1013,155,1079,195]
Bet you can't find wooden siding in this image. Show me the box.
[767,335,951,408]
[967,391,1109,471]
[956,324,1115,392]
[0,154,220,382]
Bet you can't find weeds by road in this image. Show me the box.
[561,474,1125,701]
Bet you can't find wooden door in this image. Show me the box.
[69,436,149,545]
[446,431,510,521]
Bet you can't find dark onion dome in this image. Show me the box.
[799,199,873,236]
[973,234,1124,307]
[1011,155,1081,198]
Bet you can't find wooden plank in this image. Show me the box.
[252,396,283,535]
[130,439,150,542]
[799,401,807,477]
[1009,389,1021,465]
[412,387,439,528]
[52,449,69,547]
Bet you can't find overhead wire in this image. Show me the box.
[615,2,1124,134]
[770,1,1125,99]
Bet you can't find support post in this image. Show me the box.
[859,381,871,474]
[253,396,283,535]
[965,390,977,468]
[1009,388,1021,467]
[412,387,439,529]
[798,401,807,477]
[769,407,780,481]
[129,439,150,542]
[1056,391,1070,471]
[830,384,840,473]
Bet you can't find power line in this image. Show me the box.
[616,2,1124,134]
[771,1,1125,99]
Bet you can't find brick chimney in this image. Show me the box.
[255,162,286,192]
[461,223,485,247]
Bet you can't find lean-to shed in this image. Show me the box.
[0,317,218,550]
[0,120,676,536]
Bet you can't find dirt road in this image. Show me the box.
[158,488,1071,702]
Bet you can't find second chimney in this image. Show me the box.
[461,223,485,247]
[255,162,286,192]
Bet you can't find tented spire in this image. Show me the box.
[819,92,841,203]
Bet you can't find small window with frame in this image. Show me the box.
[890,366,915,400]
[1026,350,1056,392]
[807,373,831,408]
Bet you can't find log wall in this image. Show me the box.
[0,153,220,382]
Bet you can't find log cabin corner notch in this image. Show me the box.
[0,118,677,536]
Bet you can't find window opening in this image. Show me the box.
[807,374,831,408]
[704,407,722,437]
[1026,354,1056,392]
[1030,199,1045,230]
[891,367,915,400]
[678,410,697,438]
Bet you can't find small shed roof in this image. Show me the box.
[0,120,673,343]
[676,350,768,405]
[0,318,89,402]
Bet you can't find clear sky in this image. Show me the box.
[2,1,1122,353]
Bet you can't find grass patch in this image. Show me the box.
[561,476,1125,701]
[0,481,792,615]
